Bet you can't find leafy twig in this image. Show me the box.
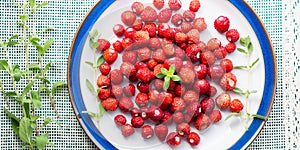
[156,64,181,91]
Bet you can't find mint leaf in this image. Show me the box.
[240,36,251,47]
[37,2,48,8]
[99,103,106,117]
[237,48,248,55]
[0,60,9,71]
[43,38,54,54]
[85,61,94,68]
[169,64,176,74]
[225,112,242,121]
[163,76,170,91]
[156,73,165,79]
[19,15,29,22]
[36,134,48,150]
[171,75,181,82]
[234,65,248,69]
[51,81,66,94]
[86,79,97,96]
[19,117,32,144]
[161,68,168,75]
[250,58,259,68]
[96,55,104,67]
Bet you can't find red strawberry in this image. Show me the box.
[102,97,118,111]
[141,125,154,139]
[131,116,144,128]
[175,32,187,44]
[97,39,110,51]
[131,1,144,15]
[112,40,123,53]
[215,93,231,110]
[153,0,164,9]
[137,47,152,62]
[123,84,136,97]
[162,43,175,56]
[148,89,160,104]
[171,97,185,112]
[206,86,217,97]
[214,46,227,59]
[137,82,150,93]
[113,24,125,37]
[230,99,244,113]
[219,72,237,91]
[114,114,127,125]
[99,63,111,76]
[153,78,164,90]
[181,22,193,33]
[226,29,240,42]
[158,92,173,110]
[160,111,173,124]
[121,10,136,26]
[157,23,170,37]
[193,79,210,95]
[185,44,200,63]
[122,50,137,64]
[119,97,134,112]
[194,64,207,79]
[179,68,195,84]
[152,49,165,63]
[121,37,133,50]
[207,64,225,80]
[194,113,211,130]
[110,69,123,85]
[168,0,182,10]
[183,90,199,104]
[135,61,148,70]
[120,62,135,77]
[135,93,149,107]
[133,30,150,42]
[176,122,190,136]
[187,132,200,146]
[148,59,158,70]
[142,23,157,37]
[200,51,215,65]
[186,29,200,44]
[193,17,207,32]
[200,97,215,114]
[207,38,221,51]
[174,46,185,60]
[220,59,233,72]
[132,19,143,31]
[111,85,123,98]
[164,57,183,71]
[124,27,136,38]
[209,110,222,123]
[98,88,111,100]
[158,8,172,23]
[154,125,169,141]
[185,102,201,118]
[171,14,183,26]
[189,0,201,12]
[148,105,164,122]
[122,124,135,137]
[173,112,184,124]
[97,75,110,87]
[225,42,236,53]
[198,41,208,52]
[183,10,195,22]
[140,6,157,22]
[149,37,161,49]
[166,132,182,147]
[174,84,186,97]
[214,16,230,33]
[103,49,118,65]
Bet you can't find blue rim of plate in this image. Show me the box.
[68,0,276,149]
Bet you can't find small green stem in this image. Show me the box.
[0,80,10,108]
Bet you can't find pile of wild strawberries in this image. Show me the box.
[96,0,244,147]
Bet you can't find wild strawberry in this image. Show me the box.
[137,47,151,62]
[220,72,237,91]
[148,89,160,104]
[185,44,200,63]
[139,106,149,120]
[135,93,149,107]
[185,102,201,117]
[207,38,221,51]
[226,29,240,42]
[168,0,182,10]
[153,64,164,77]
[214,46,227,59]
[189,0,200,12]
[157,23,170,37]
[132,19,143,31]
[158,8,172,23]
[98,88,111,100]
[230,99,244,113]
[99,63,111,76]
[207,64,225,80]
[137,82,150,93]
[200,51,216,65]
[114,114,127,125]
[112,40,123,53]
[153,0,164,9]
[162,43,175,56]
[176,122,190,136]
[174,47,185,60]
[121,37,133,50]
[200,97,215,114]
[131,2,144,15]
[142,23,157,37]
[183,10,195,22]
[198,41,208,52]
[121,10,136,26]
[220,59,233,72]
[111,85,123,98]
[135,61,148,70]
[171,97,185,112]
[136,67,153,83]
[103,49,118,65]
[194,64,207,79]
[141,125,154,139]
[97,39,110,51]
[120,62,135,77]
[193,79,210,95]
[154,124,168,141]
[113,24,125,37]
[154,78,164,90]
[97,75,110,87]
[166,132,182,147]
[184,113,194,123]
[187,132,200,146]
[209,110,222,123]
[163,28,177,40]
[110,69,123,85]
[181,22,193,33]
[171,14,183,26]
[158,92,173,110]
[161,111,173,124]
[122,50,136,65]
[183,90,199,104]
[123,84,135,97]
[214,16,230,33]
[149,37,161,49]
[148,106,164,122]
[186,29,200,44]
[175,32,187,44]
[174,84,186,97]
[193,17,207,32]
[225,42,236,53]
[132,30,150,44]
[148,59,158,70]
[102,97,118,111]
[179,68,195,84]
[173,112,184,124]
[194,113,211,130]
[182,60,194,70]
[140,6,157,22]
[131,107,140,117]
[119,97,134,112]
[164,57,183,71]
[152,49,165,63]
[131,116,144,128]
[207,86,217,97]
[124,27,136,38]
[122,124,135,137]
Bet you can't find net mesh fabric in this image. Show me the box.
[0,0,288,149]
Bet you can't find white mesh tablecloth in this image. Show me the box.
[0,0,295,149]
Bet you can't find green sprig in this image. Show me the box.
[156,64,181,91]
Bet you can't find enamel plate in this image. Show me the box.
[68,0,276,149]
